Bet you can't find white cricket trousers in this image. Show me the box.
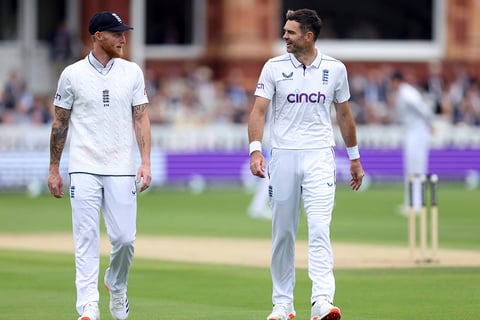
[268,148,337,305]
[70,173,137,315]
[403,126,430,210]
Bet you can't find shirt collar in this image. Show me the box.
[87,51,115,75]
[289,49,322,69]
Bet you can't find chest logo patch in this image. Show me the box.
[322,69,329,85]
[103,89,110,108]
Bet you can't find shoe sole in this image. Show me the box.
[312,307,341,320]
[267,312,295,320]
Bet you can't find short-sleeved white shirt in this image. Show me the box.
[396,82,433,131]
[54,52,149,175]
[254,51,350,149]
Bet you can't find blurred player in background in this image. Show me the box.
[47,11,151,320]
[248,107,272,220]
[390,71,434,214]
[247,159,272,219]
[248,8,364,320]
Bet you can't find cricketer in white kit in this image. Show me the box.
[56,52,149,312]
[390,71,434,213]
[248,8,364,320]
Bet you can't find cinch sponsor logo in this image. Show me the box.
[287,91,326,103]
[257,82,265,89]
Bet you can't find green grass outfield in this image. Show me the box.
[0,183,479,319]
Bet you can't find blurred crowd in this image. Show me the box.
[1,62,480,127]
[0,70,53,125]
[348,63,480,126]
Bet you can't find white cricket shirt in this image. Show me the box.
[254,51,350,149]
[396,82,433,131]
[54,52,149,175]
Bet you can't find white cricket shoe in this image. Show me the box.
[78,302,100,320]
[108,293,129,320]
[310,300,341,320]
[105,278,130,320]
[266,303,296,320]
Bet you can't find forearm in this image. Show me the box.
[133,104,151,166]
[338,121,358,147]
[49,107,70,173]
[248,97,269,143]
[247,97,269,177]
[336,104,358,147]
[248,112,265,143]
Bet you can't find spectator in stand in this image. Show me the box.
[147,87,169,124]
[144,67,159,98]
[225,68,249,123]
[347,71,368,124]
[208,80,235,124]
[1,79,34,125]
[173,86,206,126]
[160,66,192,124]
[448,64,471,124]
[30,95,53,125]
[0,90,5,122]
[191,65,217,121]
[16,81,34,114]
[3,70,22,112]
[425,61,444,115]
[437,77,456,124]
[458,79,480,126]
[49,20,74,80]
[363,68,390,124]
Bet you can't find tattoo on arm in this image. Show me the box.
[50,107,71,166]
[135,126,145,150]
[133,103,151,161]
[133,103,148,117]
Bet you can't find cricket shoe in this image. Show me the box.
[78,302,99,320]
[105,281,129,320]
[109,293,129,320]
[266,303,296,320]
[311,300,341,320]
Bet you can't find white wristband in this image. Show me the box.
[249,141,262,155]
[346,145,360,160]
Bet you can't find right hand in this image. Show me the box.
[48,172,64,198]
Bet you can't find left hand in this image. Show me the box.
[136,164,152,192]
[349,159,365,191]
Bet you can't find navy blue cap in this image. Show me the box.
[88,11,133,35]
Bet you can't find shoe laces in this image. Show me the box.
[112,295,126,308]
